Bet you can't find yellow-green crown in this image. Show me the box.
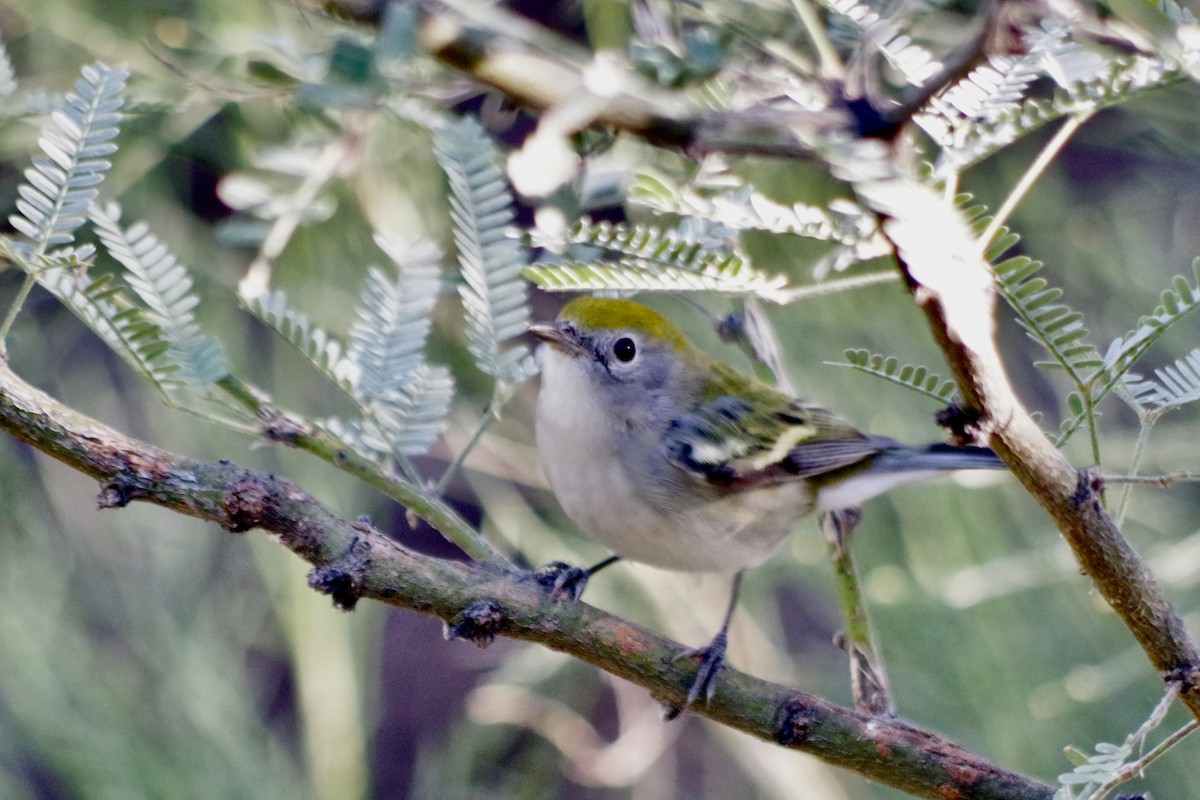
[558,298,688,351]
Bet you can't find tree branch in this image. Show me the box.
[409,2,849,158]
[0,361,1052,799]
[876,187,1200,721]
[324,0,1200,753]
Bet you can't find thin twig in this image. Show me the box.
[215,374,512,566]
[1093,720,1199,799]
[0,359,1056,800]
[979,112,1092,247]
[790,0,844,79]
[1087,684,1197,800]
[1102,471,1200,487]
[822,508,893,716]
[777,270,900,302]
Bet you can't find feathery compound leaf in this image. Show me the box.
[38,265,182,394]
[241,289,358,390]
[918,20,1107,173]
[433,117,536,385]
[1124,349,1200,413]
[90,203,227,388]
[629,172,879,245]
[821,0,942,87]
[830,349,958,403]
[359,363,455,458]
[527,220,792,301]
[994,255,1102,382]
[628,172,889,277]
[348,236,443,402]
[931,54,1178,178]
[9,62,126,255]
[1102,259,1200,381]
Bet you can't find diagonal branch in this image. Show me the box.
[867,182,1200,721]
[332,0,1200,735]
[0,359,1051,800]
[410,2,849,158]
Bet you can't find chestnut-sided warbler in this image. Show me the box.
[530,297,1003,713]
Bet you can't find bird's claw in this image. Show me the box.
[532,561,591,601]
[664,631,728,721]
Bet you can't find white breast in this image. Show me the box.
[536,349,814,572]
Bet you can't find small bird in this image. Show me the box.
[530,297,1003,714]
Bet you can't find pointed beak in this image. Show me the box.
[529,321,588,358]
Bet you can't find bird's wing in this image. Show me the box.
[664,394,889,489]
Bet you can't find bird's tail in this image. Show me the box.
[873,442,1004,472]
[813,440,1004,513]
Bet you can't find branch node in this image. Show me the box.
[222,476,275,532]
[308,531,373,611]
[1163,665,1200,697]
[263,420,302,445]
[444,598,506,648]
[775,698,818,746]
[97,475,138,508]
[1072,468,1106,511]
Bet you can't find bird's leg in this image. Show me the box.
[533,554,621,601]
[664,571,744,720]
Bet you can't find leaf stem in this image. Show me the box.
[1113,417,1154,527]
[821,508,893,715]
[434,404,498,494]
[215,374,514,567]
[790,0,843,79]
[980,112,1091,248]
[778,270,900,302]
[1094,720,1199,800]
[1088,685,1197,800]
[1103,470,1200,486]
[0,272,38,356]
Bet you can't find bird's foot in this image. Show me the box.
[532,561,592,601]
[532,555,620,601]
[664,630,728,721]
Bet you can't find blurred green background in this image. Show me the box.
[2,1,1200,798]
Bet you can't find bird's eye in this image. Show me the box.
[612,337,637,363]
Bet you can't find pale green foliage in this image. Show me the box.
[821,0,940,86]
[1054,739,1136,799]
[630,171,874,244]
[356,362,455,460]
[994,254,1100,380]
[9,62,125,255]
[927,55,1180,179]
[241,236,455,469]
[1124,348,1200,414]
[1101,258,1200,383]
[629,171,888,277]
[38,263,182,393]
[1053,688,1192,800]
[348,237,443,403]
[242,290,359,391]
[433,117,537,387]
[990,234,1200,449]
[919,21,1108,178]
[526,220,792,301]
[831,350,957,403]
[346,237,454,462]
[90,203,228,389]
[3,63,201,397]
